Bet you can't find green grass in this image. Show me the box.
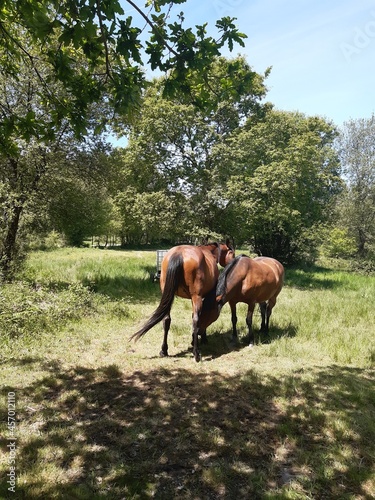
[0,248,374,499]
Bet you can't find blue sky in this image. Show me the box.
[182,0,375,126]
[113,0,375,144]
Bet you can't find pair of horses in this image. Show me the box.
[131,242,284,361]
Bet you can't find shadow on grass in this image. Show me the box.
[200,325,296,360]
[285,264,346,291]
[198,316,298,360]
[82,272,162,303]
[1,360,374,499]
[144,319,297,361]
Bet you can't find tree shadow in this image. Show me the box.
[82,270,161,303]
[2,359,373,499]
[199,321,297,360]
[285,264,345,290]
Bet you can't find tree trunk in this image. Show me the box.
[1,205,23,281]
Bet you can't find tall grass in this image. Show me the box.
[0,248,374,499]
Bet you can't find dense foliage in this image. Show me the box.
[0,0,246,143]
[0,0,246,279]
[0,1,373,277]
[111,67,341,262]
[335,116,375,257]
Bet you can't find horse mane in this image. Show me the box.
[216,254,247,303]
[199,240,235,269]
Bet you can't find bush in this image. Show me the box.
[348,259,375,276]
[0,281,94,340]
[320,227,357,258]
[26,231,65,251]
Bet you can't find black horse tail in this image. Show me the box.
[130,253,184,342]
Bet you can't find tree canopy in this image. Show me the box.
[114,65,341,261]
[335,116,375,256]
[225,111,341,260]
[114,56,270,243]
[1,1,371,277]
[0,1,247,279]
[0,0,246,146]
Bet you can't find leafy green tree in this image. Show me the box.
[337,116,375,256]
[0,0,246,144]
[226,110,341,261]
[0,54,114,278]
[320,226,357,259]
[112,76,340,260]
[0,138,49,279]
[115,189,185,244]
[116,56,269,241]
[0,2,246,278]
[48,179,112,246]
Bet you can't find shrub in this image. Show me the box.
[0,281,94,340]
[320,227,357,258]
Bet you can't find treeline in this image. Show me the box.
[1,7,374,280]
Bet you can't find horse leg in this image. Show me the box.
[191,308,207,346]
[265,296,277,334]
[230,302,238,344]
[191,296,203,362]
[191,328,207,346]
[160,313,171,357]
[200,329,208,344]
[246,303,256,347]
[260,302,267,332]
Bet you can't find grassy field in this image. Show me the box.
[0,247,374,499]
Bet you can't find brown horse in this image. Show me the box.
[200,255,284,346]
[130,241,235,361]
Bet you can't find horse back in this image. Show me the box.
[252,257,284,284]
[229,256,284,304]
[160,245,219,299]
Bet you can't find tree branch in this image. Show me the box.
[96,0,113,81]
[124,0,179,58]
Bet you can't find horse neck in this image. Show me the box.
[201,243,221,264]
[218,243,235,267]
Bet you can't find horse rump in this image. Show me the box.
[130,253,184,341]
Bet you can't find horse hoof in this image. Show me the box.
[194,353,201,362]
[159,350,168,358]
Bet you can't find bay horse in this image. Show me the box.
[200,255,284,346]
[130,241,235,361]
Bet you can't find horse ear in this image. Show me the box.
[226,237,235,250]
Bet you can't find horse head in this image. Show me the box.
[200,239,235,267]
[218,239,235,267]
